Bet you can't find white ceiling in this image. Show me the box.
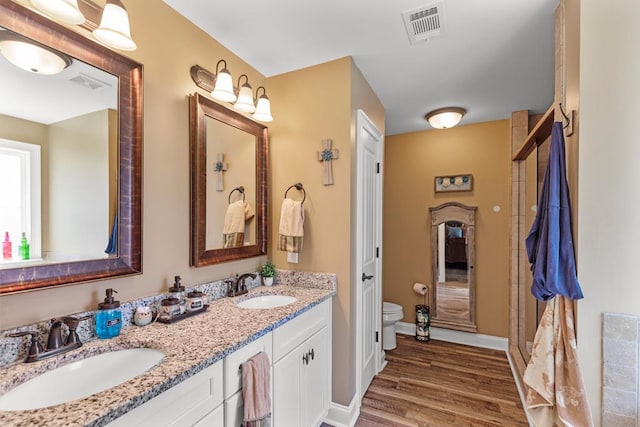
[163,0,558,135]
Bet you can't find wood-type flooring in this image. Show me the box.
[354,335,528,427]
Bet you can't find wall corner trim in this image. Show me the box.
[325,393,361,427]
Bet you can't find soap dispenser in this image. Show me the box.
[168,275,186,312]
[96,288,122,339]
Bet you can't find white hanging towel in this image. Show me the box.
[278,198,304,254]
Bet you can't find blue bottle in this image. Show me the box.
[95,288,122,339]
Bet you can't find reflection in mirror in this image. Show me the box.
[205,116,256,249]
[190,93,267,266]
[0,26,118,269]
[430,202,477,332]
[0,1,142,293]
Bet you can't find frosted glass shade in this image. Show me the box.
[211,69,237,103]
[31,0,85,25]
[234,83,256,113]
[0,39,71,74]
[252,95,273,122]
[93,0,137,51]
[425,108,466,129]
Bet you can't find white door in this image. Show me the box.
[356,110,383,399]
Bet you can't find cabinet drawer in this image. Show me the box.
[110,360,223,427]
[224,390,244,427]
[273,300,329,362]
[223,332,272,399]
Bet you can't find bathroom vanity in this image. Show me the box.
[0,284,334,426]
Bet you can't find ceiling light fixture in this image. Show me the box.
[93,0,137,51]
[252,86,273,123]
[31,0,85,25]
[425,107,466,129]
[0,31,72,75]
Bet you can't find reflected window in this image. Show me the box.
[0,139,41,262]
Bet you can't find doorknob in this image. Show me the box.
[362,273,374,282]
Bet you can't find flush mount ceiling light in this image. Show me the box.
[0,31,72,75]
[93,0,137,51]
[31,0,85,25]
[425,107,466,129]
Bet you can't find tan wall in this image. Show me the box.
[383,120,511,337]
[0,0,268,328]
[267,56,360,406]
[48,110,110,258]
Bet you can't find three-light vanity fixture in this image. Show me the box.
[191,61,273,122]
[30,0,137,51]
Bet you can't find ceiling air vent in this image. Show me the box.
[68,72,111,90]
[401,2,444,45]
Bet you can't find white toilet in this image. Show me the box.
[382,302,404,350]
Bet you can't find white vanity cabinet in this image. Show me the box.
[109,359,224,427]
[272,300,331,427]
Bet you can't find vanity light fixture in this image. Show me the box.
[0,31,72,75]
[233,74,256,113]
[93,0,137,51]
[190,63,274,122]
[252,86,273,123]
[425,107,466,129]
[211,59,237,103]
[31,0,85,25]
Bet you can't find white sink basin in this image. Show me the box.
[0,348,164,411]
[237,294,297,309]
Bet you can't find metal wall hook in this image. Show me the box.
[559,102,574,137]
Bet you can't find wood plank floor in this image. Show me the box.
[354,335,528,427]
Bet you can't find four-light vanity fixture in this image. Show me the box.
[30,0,137,51]
[191,61,274,122]
[425,107,466,129]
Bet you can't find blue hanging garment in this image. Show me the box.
[104,215,118,255]
[525,122,583,301]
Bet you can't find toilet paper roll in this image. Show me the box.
[413,282,428,296]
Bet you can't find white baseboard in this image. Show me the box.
[325,394,360,427]
[506,350,534,426]
[396,321,508,351]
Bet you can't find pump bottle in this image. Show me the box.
[2,232,11,260]
[95,288,122,339]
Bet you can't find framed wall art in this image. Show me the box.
[435,174,473,193]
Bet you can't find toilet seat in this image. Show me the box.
[383,302,402,314]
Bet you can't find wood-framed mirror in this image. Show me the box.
[189,92,267,266]
[0,1,143,293]
[429,202,477,332]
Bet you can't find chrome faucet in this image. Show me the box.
[7,314,91,363]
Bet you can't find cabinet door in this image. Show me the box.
[273,346,302,427]
[303,326,329,427]
[224,390,244,427]
[193,403,224,427]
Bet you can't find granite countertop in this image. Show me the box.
[0,284,335,426]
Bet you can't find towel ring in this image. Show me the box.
[284,182,306,204]
[228,186,245,204]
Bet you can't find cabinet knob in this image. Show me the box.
[309,348,315,361]
[302,353,309,365]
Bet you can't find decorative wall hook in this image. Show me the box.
[559,102,574,137]
[214,153,228,191]
[317,139,339,185]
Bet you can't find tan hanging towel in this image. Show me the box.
[523,296,593,427]
[278,198,304,253]
[223,200,254,248]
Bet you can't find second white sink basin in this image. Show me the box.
[237,294,297,309]
[0,348,164,411]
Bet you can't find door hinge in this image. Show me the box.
[376,247,379,258]
[376,162,380,173]
[375,331,379,343]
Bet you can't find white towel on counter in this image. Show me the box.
[278,198,304,253]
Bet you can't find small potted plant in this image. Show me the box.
[260,261,276,286]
